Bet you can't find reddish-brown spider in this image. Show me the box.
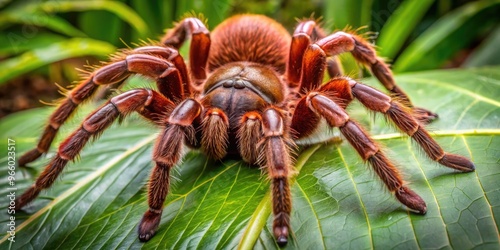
[16,14,474,246]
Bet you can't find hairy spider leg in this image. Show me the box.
[291,91,427,214]
[323,77,475,172]
[139,98,202,241]
[132,46,192,97]
[287,19,343,86]
[19,49,191,166]
[297,31,438,123]
[261,108,294,246]
[161,17,210,87]
[16,89,174,210]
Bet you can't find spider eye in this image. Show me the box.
[222,79,234,88]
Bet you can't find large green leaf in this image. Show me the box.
[202,0,235,29]
[376,0,435,59]
[463,26,500,68]
[23,1,150,37]
[324,0,373,29]
[0,11,87,38]
[0,33,65,57]
[0,38,116,85]
[0,67,498,249]
[393,0,500,72]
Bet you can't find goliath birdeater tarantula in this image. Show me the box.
[16,14,474,246]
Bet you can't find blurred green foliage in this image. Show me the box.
[0,0,498,86]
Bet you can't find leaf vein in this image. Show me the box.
[48,179,101,249]
[98,205,134,249]
[69,225,90,250]
[84,216,111,250]
[453,100,479,129]
[172,176,216,249]
[336,147,373,249]
[197,166,241,247]
[217,179,264,248]
[461,136,500,238]
[295,181,327,249]
[0,135,158,245]
[406,78,500,107]
[406,139,451,246]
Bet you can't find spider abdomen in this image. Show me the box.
[207,14,291,73]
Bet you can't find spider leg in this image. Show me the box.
[139,98,202,242]
[297,31,438,123]
[291,92,427,214]
[287,20,342,87]
[161,17,210,86]
[257,108,294,246]
[15,89,174,210]
[132,46,191,97]
[231,108,296,246]
[19,52,187,166]
[335,78,474,172]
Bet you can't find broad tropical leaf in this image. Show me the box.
[0,12,86,38]
[0,67,498,249]
[376,0,435,59]
[23,1,150,37]
[0,38,115,84]
[393,0,500,72]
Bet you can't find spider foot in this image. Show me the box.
[413,107,438,124]
[15,185,40,211]
[18,149,43,167]
[273,225,289,247]
[439,153,475,172]
[395,186,427,214]
[138,209,162,242]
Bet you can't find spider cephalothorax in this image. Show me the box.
[16,14,474,246]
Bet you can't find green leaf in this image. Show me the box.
[393,0,500,72]
[0,67,498,249]
[0,11,86,37]
[463,26,500,67]
[78,10,123,46]
[23,0,150,37]
[0,38,116,85]
[376,0,435,59]
[323,0,373,81]
[131,0,169,38]
[202,0,234,29]
[174,0,196,20]
[324,0,373,29]
[0,32,65,57]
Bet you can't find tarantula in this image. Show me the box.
[16,14,474,246]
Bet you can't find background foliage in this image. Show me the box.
[0,0,499,88]
[0,0,498,249]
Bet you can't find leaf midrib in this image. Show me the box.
[337,147,374,249]
[372,129,499,141]
[237,144,322,249]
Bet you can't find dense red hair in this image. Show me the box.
[208,14,291,73]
